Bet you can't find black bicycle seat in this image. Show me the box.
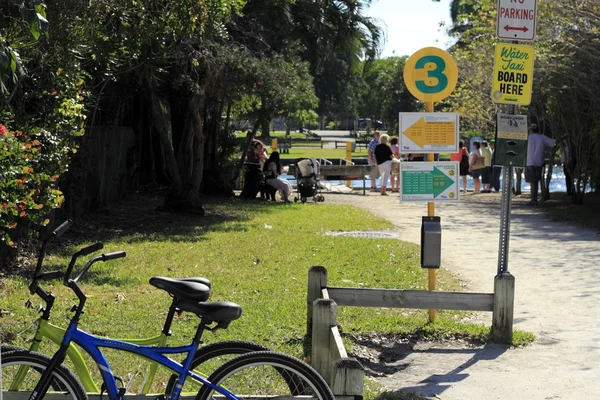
[149,276,211,302]
[177,300,242,327]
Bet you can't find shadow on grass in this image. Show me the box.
[2,193,287,280]
[68,194,283,245]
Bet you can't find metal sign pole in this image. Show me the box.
[496,71,518,275]
[497,166,514,275]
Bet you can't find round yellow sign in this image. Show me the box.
[403,47,458,103]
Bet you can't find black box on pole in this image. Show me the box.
[421,216,441,268]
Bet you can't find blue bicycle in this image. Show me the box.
[2,236,334,400]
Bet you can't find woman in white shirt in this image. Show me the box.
[469,140,484,194]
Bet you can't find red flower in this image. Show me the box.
[19,211,26,217]
[0,124,6,136]
[2,203,8,209]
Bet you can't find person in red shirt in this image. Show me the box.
[451,140,470,193]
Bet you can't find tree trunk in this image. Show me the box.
[232,120,261,184]
[162,93,205,215]
[259,118,270,140]
[149,91,182,190]
[285,116,291,139]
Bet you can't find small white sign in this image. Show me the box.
[496,0,537,41]
[497,113,528,140]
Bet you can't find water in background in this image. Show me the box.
[282,167,584,193]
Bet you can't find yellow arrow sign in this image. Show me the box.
[403,117,456,149]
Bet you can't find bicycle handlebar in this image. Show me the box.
[67,251,127,315]
[72,251,126,284]
[79,242,104,257]
[52,220,73,239]
[102,251,127,262]
[64,242,104,285]
[35,270,65,281]
[30,220,73,295]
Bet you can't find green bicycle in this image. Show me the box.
[1,220,269,395]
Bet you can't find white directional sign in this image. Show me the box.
[496,0,537,42]
[399,113,459,153]
[400,162,460,202]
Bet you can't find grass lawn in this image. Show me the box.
[0,195,532,395]
[541,192,600,232]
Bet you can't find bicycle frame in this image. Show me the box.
[34,320,239,400]
[11,318,167,393]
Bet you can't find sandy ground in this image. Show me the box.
[322,190,600,400]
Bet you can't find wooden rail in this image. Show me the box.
[306,266,515,396]
[326,287,494,311]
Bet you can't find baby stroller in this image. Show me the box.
[294,158,325,203]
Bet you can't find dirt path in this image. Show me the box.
[324,191,600,399]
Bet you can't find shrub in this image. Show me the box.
[0,124,65,247]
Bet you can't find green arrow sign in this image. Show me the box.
[400,162,460,202]
[432,167,455,197]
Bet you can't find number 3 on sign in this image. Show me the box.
[404,47,459,103]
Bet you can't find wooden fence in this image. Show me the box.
[306,266,515,394]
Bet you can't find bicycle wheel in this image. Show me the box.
[1,350,88,400]
[165,340,271,396]
[1,344,26,354]
[196,351,335,400]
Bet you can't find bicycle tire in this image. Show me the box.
[195,351,335,400]
[1,344,26,354]
[165,340,272,396]
[1,350,88,400]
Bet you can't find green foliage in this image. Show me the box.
[0,0,48,94]
[357,56,422,132]
[0,1,88,252]
[0,124,63,246]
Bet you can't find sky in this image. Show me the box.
[366,0,455,58]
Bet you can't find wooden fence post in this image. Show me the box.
[492,272,515,344]
[307,266,328,336]
[312,298,336,385]
[332,358,364,396]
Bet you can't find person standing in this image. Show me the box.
[451,140,470,193]
[367,130,381,192]
[390,136,401,192]
[480,141,493,193]
[374,134,393,196]
[468,140,484,194]
[490,140,502,192]
[526,124,556,205]
[561,135,577,196]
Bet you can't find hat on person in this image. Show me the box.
[529,124,538,132]
[489,139,495,144]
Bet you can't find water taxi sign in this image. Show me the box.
[400,162,460,202]
[497,0,537,42]
[399,113,459,153]
[491,43,534,106]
